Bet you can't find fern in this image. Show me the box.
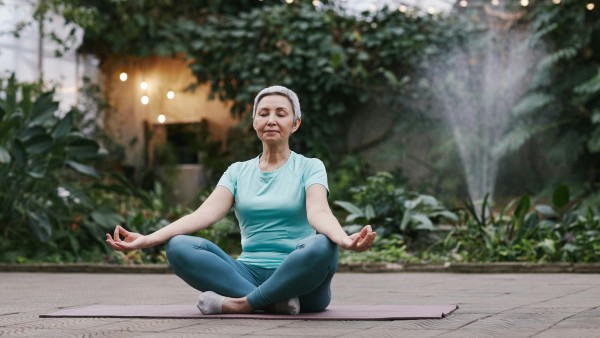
[537,47,578,70]
[512,93,555,117]
[527,22,558,48]
[493,123,542,157]
[574,68,600,95]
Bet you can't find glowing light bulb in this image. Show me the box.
[587,3,595,10]
[460,0,468,7]
[285,0,293,3]
[427,6,436,14]
[552,0,560,4]
[167,91,175,100]
[157,114,166,123]
[492,0,500,6]
[140,81,148,90]
[521,0,529,6]
[312,0,321,6]
[119,72,127,81]
[370,2,377,11]
[141,96,149,105]
[399,5,407,12]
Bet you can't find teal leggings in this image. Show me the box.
[166,234,338,313]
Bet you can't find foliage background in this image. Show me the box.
[1,0,599,263]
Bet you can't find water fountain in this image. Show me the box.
[428,4,539,201]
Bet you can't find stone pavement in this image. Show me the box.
[1,272,599,337]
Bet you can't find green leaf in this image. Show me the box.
[66,160,99,178]
[334,200,364,216]
[65,138,100,160]
[26,210,52,243]
[537,238,556,256]
[537,47,577,70]
[430,210,459,223]
[574,68,600,95]
[91,208,125,229]
[512,93,554,117]
[53,111,72,138]
[0,146,10,163]
[412,214,434,231]
[364,204,375,220]
[10,139,26,169]
[552,185,570,209]
[513,195,531,219]
[0,114,21,143]
[29,92,59,126]
[23,134,53,154]
[535,204,558,218]
[493,124,542,156]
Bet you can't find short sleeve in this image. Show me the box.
[217,163,237,196]
[304,158,329,192]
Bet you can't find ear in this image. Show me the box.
[292,118,301,133]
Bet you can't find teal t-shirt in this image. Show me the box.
[217,151,328,269]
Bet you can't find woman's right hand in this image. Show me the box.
[105,225,150,252]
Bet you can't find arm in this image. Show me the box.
[306,184,376,252]
[106,186,234,251]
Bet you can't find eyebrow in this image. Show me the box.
[258,106,290,112]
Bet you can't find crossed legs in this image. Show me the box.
[166,234,338,314]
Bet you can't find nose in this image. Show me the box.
[267,114,276,125]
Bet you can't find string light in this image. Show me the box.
[140,81,148,90]
[141,96,149,105]
[552,0,561,4]
[312,0,321,6]
[119,72,127,81]
[427,6,436,14]
[521,0,529,6]
[157,114,166,124]
[460,0,468,7]
[398,4,407,12]
[587,3,595,10]
[285,0,293,4]
[491,0,499,6]
[370,2,377,11]
[167,91,175,100]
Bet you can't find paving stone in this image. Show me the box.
[533,328,600,338]
[0,272,599,337]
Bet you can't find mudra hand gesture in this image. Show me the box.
[340,224,376,252]
[105,225,149,252]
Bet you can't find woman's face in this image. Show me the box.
[253,94,300,145]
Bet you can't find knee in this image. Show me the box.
[165,235,189,262]
[299,234,338,264]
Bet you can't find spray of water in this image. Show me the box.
[427,7,538,201]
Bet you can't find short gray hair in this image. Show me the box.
[252,85,301,122]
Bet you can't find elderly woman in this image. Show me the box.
[106,85,376,315]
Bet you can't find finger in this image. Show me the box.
[118,225,130,238]
[105,237,121,250]
[364,232,376,248]
[114,226,121,242]
[358,232,376,250]
[350,234,361,248]
[360,225,369,237]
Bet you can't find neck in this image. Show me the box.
[259,145,291,171]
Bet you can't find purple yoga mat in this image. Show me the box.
[41,304,458,321]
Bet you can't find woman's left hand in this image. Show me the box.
[340,224,376,252]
